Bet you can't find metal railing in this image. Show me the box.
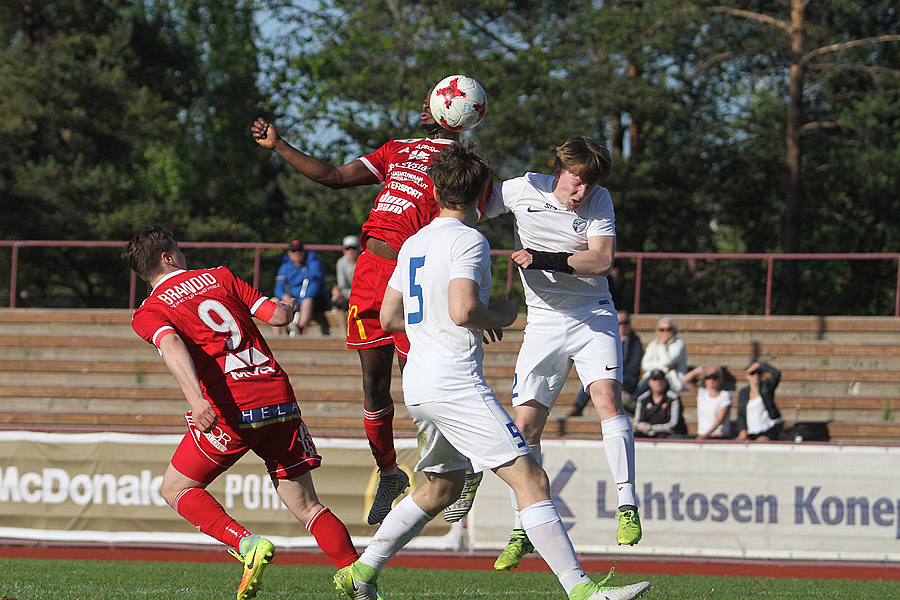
[2,241,899,316]
[618,251,900,317]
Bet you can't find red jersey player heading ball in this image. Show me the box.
[251,84,466,525]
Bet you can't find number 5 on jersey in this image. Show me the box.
[407,256,426,325]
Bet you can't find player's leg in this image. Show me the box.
[272,472,358,568]
[336,406,466,600]
[359,471,462,565]
[442,460,483,523]
[588,378,640,545]
[493,399,548,570]
[335,473,462,600]
[359,344,410,525]
[515,399,551,444]
[345,252,409,524]
[567,387,592,417]
[493,443,650,599]
[496,315,571,569]
[439,386,648,599]
[575,308,641,546]
[162,434,274,600]
[160,463,253,550]
[358,345,397,457]
[162,422,257,550]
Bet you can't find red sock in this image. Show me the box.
[364,404,397,471]
[308,507,359,568]
[173,487,250,549]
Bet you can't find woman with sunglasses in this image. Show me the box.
[682,364,732,439]
[635,317,688,397]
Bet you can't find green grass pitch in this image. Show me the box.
[0,558,897,599]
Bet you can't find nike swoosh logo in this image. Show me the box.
[605,365,616,371]
[526,206,558,212]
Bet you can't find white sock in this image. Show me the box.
[359,495,432,571]
[511,443,542,529]
[601,415,637,507]
[519,500,587,594]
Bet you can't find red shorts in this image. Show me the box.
[346,251,409,356]
[171,408,322,484]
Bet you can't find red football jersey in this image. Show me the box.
[358,137,458,251]
[131,267,295,418]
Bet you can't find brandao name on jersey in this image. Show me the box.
[487,172,616,313]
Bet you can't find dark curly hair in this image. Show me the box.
[427,142,492,210]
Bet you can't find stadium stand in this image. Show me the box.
[0,309,898,444]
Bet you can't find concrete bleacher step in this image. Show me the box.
[1,309,899,444]
[13,366,892,398]
[687,343,900,370]
[550,413,900,445]
[0,411,186,430]
[631,314,900,345]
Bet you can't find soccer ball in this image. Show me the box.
[429,75,487,132]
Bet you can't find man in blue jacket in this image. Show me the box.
[275,239,329,336]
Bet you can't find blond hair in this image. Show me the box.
[553,136,612,185]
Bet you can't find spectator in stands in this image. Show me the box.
[274,239,330,336]
[735,361,784,441]
[682,364,732,439]
[330,235,359,323]
[635,317,687,396]
[632,369,686,438]
[568,310,643,416]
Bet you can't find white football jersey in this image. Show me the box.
[388,217,493,402]
[484,172,615,313]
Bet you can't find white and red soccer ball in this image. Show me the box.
[429,75,487,132]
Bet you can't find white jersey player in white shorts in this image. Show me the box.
[331,143,650,600]
[465,136,641,571]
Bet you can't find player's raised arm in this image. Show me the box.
[251,117,378,189]
[158,333,218,433]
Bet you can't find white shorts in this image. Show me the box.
[407,385,531,474]
[512,306,622,409]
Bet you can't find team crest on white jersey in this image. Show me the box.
[573,218,587,233]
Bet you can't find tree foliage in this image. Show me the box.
[1,0,898,314]
[1,0,277,305]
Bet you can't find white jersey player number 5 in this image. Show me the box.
[407,256,426,325]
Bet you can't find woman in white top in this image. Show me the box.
[637,317,688,394]
[682,364,732,439]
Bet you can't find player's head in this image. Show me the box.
[553,136,612,186]
[122,225,182,282]
[420,85,459,139]
[427,142,492,210]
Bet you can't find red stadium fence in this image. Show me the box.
[2,240,899,316]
